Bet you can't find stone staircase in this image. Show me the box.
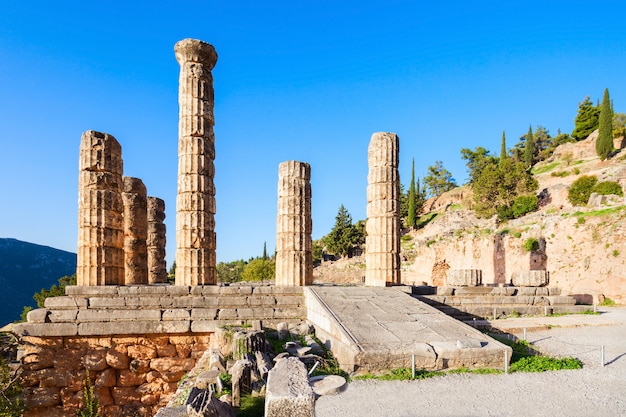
[411,286,589,321]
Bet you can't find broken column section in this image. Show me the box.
[365,132,401,286]
[147,197,167,284]
[275,161,313,286]
[122,176,148,285]
[77,130,125,286]
[174,38,218,285]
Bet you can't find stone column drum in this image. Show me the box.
[122,176,148,285]
[275,161,313,286]
[365,132,401,286]
[147,196,167,284]
[174,38,218,285]
[77,130,125,286]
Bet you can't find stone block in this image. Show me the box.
[27,309,49,323]
[89,297,126,308]
[48,310,78,322]
[436,286,455,296]
[517,287,537,296]
[275,296,303,306]
[252,308,276,318]
[78,321,190,335]
[77,309,161,322]
[190,321,220,332]
[447,269,482,286]
[265,357,314,417]
[171,296,207,308]
[166,286,191,296]
[217,296,248,307]
[190,308,218,320]
[201,286,221,295]
[150,357,196,373]
[236,308,255,319]
[217,309,238,320]
[511,270,549,287]
[23,386,61,408]
[162,309,191,320]
[548,296,576,306]
[13,323,78,337]
[44,296,88,309]
[66,285,119,296]
[489,287,516,296]
[252,286,274,295]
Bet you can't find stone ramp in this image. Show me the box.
[305,286,511,374]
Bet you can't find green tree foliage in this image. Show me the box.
[33,274,76,308]
[262,242,267,260]
[407,159,417,228]
[78,371,99,417]
[596,88,614,160]
[572,96,600,141]
[0,355,23,416]
[424,161,457,197]
[168,261,176,284]
[511,195,539,219]
[472,157,538,219]
[613,112,626,138]
[217,260,246,283]
[312,240,324,264]
[593,181,624,197]
[500,131,507,162]
[324,205,361,258]
[524,125,535,167]
[567,175,598,205]
[241,258,275,282]
[461,147,497,184]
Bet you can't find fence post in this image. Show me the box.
[504,350,508,374]
[523,328,527,341]
[601,345,605,367]
[493,308,497,320]
[412,354,416,379]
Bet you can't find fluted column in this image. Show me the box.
[365,132,401,286]
[275,161,312,286]
[174,38,218,285]
[147,197,167,284]
[122,176,148,285]
[77,130,124,286]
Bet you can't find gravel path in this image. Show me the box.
[314,307,626,417]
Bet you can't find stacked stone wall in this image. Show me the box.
[20,334,211,417]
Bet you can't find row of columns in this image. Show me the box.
[77,38,401,287]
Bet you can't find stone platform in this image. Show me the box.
[305,286,511,375]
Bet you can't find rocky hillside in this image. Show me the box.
[0,238,76,324]
[315,133,626,304]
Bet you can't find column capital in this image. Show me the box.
[174,38,218,69]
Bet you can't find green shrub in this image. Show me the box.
[551,171,570,177]
[78,371,99,417]
[512,195,539,218]
[573,167,580,174]
[0,356,23,416]
[523,238,539,252]
[568,175,598,205]
[592,181,624,197]
[510,356,582,372]
[496,204,514,221]
[600,297,616,306]
[612,250,620,257]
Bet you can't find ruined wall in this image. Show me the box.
[20,334,211,417]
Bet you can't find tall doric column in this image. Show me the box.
[174,38,218,285]
[122,176,148,285]
[365,132,401,286]
[275,161,313,286]
[147,197,167,284]
[77,130,124,286]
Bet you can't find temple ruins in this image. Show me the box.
[147,196,167,284]
[365,132,401,286]
[122,176,148,285]
[174,38,218,286]
[275,160,313,286]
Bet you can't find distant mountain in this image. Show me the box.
[0,238,76,325]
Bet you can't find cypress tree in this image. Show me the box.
[524,125,534,168]
[262,241,267,260]
[407,159,417,228]
[596,88,614,161]
[500,131,507,163]
[572,97,600,141]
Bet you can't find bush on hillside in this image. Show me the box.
[593,181,624,197]
[567,175,598,206]
[512,195,539,218]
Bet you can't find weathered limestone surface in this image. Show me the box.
[511,270,549,287]
[275,161,313,286]
[122,177,148,285]
[147,197,168,284]
[175,38,218,286]
[447,269,482,286]
[77,130,124,286]
[365,132,401,286]
[265,357,314,417]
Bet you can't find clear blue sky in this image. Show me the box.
[1,1,625,266]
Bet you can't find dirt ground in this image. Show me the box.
[314,307,626,417]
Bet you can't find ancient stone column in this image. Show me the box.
[365,132,401,286]
[77,130,124,286]
[174,38,218,286]
[147,197,167,284]
[122,177,148,285]
[275,161,312,286]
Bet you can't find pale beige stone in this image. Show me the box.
[122,176,148,285]
[365,132,401,286]
[448,269,483,286]
[77,130,125,286]
[175,38,218,286]
[275,161,313,286]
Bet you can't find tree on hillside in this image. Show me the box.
[424,161,457,197]
[407,159,417,229]
[500,131,507,162]
[524,125,535,167]
[241,258,275,282]
[324,205,361,258]
[572,96,600,141]
[217,259,246,283]
[596,88,614,160]
[613,112,626,138]
[262,242,268,260]
[460,147,497,184]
